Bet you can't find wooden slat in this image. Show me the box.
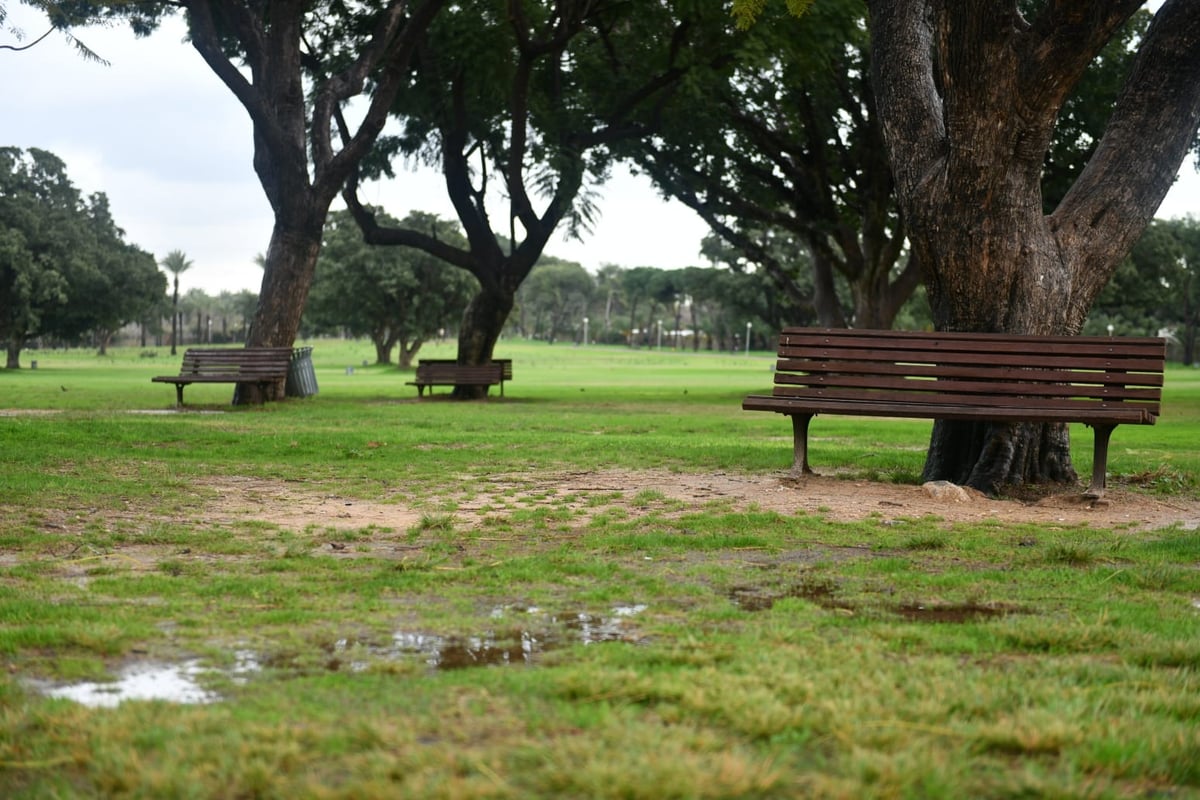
[772,374,1163,402]
[775,358,1165,387]
[776,345,1164,373]
[743,394,1155,425]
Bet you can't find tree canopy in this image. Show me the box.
[345,0,742,395]
[1,146,164,367]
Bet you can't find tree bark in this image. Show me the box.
[868,0,1200,493]
[453,285,515,399]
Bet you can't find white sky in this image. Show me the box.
[4,4,1198,296]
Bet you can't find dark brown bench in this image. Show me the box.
[742,328,1166,498]
[407,362,506,397]
[152,347,294,407]
[418,358,512,394]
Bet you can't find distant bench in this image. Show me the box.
[152,347,293,407]
[407,360,508,397]
[742,328,1166,498]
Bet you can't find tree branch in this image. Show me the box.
[1053,0,1200,289]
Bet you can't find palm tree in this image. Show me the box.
[159,250,193,355]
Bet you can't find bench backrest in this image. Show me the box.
[771,328,1165,422]
[418,359,512,380]
[179,347,294,377]
[415,363,505,383]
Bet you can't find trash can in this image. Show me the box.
[286,346,319,397]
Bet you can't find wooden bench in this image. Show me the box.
[742,328,1166,498]
[418,358,512,394]
[152,347,294,407]
[407,362,506,397]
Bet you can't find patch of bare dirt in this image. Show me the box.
[185,470,1200,533]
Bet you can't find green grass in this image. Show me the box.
[1,340,1199,798]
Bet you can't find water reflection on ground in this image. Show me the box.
[39,660,216,707]
[33,604,649,707]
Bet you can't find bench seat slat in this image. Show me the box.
[777,347,1165,373]
[779,328,1165,354]
[776,358,1165,388]
[744,394,1156,424]
[772,374,1164,402]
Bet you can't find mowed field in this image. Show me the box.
[2,339,1199,798]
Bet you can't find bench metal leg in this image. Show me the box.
[791,414,815,476]
[175,385,185,408]
[1086,423,1117,499]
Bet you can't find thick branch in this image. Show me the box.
[1053,0,1200,294]
[866,0,945,197]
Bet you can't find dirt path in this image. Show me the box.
[191,470,1200,533]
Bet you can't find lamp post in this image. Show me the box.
[657,319,663,350]
[1107,323,1114,337]
[745,321,752,356]
[583,317,589,346]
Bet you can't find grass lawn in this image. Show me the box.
[1,339,1198,799]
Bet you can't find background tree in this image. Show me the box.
[591,264,626,344]
[57,0,448,400]
[38,192,165,355]
[514,258,593,343]
[1,146,162,366]
[346,0,739,396]
[1087,217,1200,364]
[159,249,191,355]
[863,0,1200,493]
[304,209,475,366]
[0,147,71,368]
[637,0,918,330]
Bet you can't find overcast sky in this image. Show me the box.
[5,3,1198,296]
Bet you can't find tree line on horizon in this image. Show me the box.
[4,148,1199,371]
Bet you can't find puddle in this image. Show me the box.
[390,631,539,670]
[729,584,1024,624]
[729,582,849,612]
[34,605,648,705]
[389,605,649,670]
[39,660,217,707]
[891,602,1020,623]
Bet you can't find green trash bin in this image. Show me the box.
[286,347,319,397]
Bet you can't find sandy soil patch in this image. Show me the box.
[186,470,1200,533]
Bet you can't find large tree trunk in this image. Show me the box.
[453,286,514,399]
[239,217,324,403]
[868,0,1200,494]
[6,340,21,370]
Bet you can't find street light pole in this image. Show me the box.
[745,322,752,356]
[583,317,589,346]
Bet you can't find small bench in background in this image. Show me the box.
[742,328,1165,498]
[416,359,512,394]
[407,361,507,397]
[152,347,294,407]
